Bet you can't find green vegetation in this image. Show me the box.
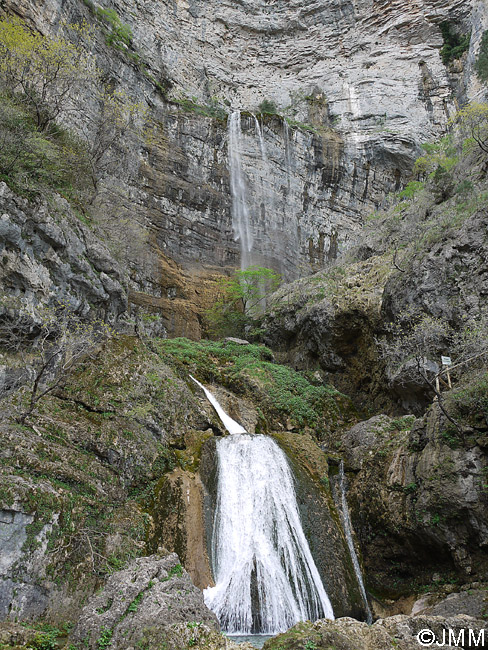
[205,265,281,338]
[445,371,488,430]
[127,592,144,613]
[173,94,228,121]
[97,626,113,650]
[158,338,352,434]
[0,17,148,200]
[475,30,488,82]
[413,134,458,178]
[0,92,92,203]
[439,21,470,65]
[166,563,184,579]
[454,102,488,155]
[258,99,279,115]
[95,7,133,48]
[0,17,96,131]
[398,180,424,200]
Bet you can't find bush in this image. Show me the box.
[439,21,470,65]
[258,99,279,115]
[0,93,92,202]
[0,17,97,131]
[95,8,133,48]
[205,266,281,338]
[398,181,425,200]
[475,30,488,82]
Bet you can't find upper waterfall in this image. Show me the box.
[228,110,253,270]
[204,434,334,634]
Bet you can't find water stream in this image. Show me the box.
[337,461,373,624]
[189,375,247,434]
[192,376,334,636]
[228,110,253,270]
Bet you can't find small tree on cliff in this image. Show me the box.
[206,266,281,338]
[0,17,97,131]
[0,300,111,423]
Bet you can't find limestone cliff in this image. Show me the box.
[1,0,487,334]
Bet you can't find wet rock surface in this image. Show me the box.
[338,409,488,594]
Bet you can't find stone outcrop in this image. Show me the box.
[71,553,219,650]
[262,253,395,412]
[337,408,488,595]
[263,614,487,650]
[0,182,126,319]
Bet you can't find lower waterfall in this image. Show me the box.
[204,434,334,634]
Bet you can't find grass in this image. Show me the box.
[157,338,352,433]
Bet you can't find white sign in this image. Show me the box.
[441,356,452,366]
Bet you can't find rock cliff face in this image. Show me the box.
[3,0,486,332]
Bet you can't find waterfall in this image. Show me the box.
[189,375,247,434]
[337,461,373,624]
[228,110,253,270]
[192,375,334,633]
[253,115,267,163]
[204,434,334,634]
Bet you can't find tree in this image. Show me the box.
[0,300,111,423]
[82,87,148,190]
[453,102,488,155]
[206,266,281,338]
[0,17,97,131]
[0,17,149,194]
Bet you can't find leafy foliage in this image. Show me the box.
[0,92,92,202]
[95,8,133,48]
[475,30,488,82]
[439,21,470,65]
[0,17,97,131]
[453,102,488,155]
[258,99,279,115]
[413,134,458,178]
[398,180,425,200]
[0,17,148,197]
[206,266,281,338]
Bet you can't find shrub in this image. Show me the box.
[475,30,488,82]
[95,8,133,48]
[258,99,279,115]
[398,181,425,200]
[0,92,92,201]
[454,101,488,155]
[205,266,281,338]
[439,21,470,65]
[0,17,97,131]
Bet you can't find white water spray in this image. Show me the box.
[189,375,247,435]
[228,111,253,270]
[204,434,334,634]
[337,461,373,624]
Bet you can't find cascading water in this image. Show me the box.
[228,110,253,270]
[336,461,373,624]
[191,376,334,635]
[189,375,246,434]
[204,434,334,634]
